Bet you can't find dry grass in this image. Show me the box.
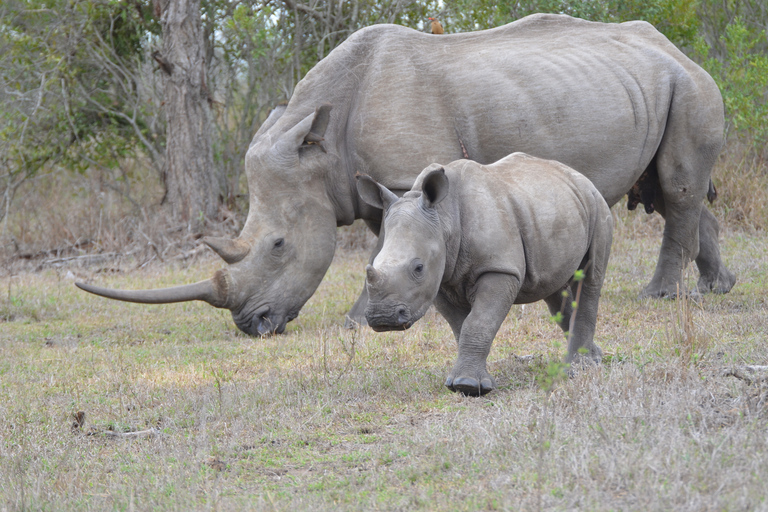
[2,207,768,510]
[1,151,767,510]
[0,161,245,269]
[708,148,768,231]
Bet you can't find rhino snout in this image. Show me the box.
[365,303,413,332]
[234,306,296,336]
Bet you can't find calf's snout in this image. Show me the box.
[365,303,413,332]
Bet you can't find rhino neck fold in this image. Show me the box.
[327,164,358,227]
[438,196,462,287]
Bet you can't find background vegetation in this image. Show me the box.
[1,0,766,256]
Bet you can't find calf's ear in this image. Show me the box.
[356,174,399,211]
[421,167,449,208]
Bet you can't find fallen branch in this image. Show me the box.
[16,239,94,260]
[171,245,206,261]
[99,428,162,439]
[42,253,120,266]
[722,366,768,385]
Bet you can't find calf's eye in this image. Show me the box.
[274,238,285,248]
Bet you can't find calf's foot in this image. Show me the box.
[445,368,495,396]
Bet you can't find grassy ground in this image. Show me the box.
[1,206,767,511]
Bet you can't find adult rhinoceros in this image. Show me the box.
[77,13,735,336]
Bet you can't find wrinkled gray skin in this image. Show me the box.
[357,154,613,396]
[76,14,733,337]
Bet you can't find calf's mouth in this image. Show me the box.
[365,304,413,332]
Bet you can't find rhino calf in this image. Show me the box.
[356,153,613,396]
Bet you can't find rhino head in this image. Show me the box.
[356,167,449,332]
[77,105,342,336]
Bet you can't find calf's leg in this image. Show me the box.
[543,285,573,333]
[565,272,604,366]
[442,272,519,396]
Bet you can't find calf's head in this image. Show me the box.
[356,167,449,331]
[77,105,339,336]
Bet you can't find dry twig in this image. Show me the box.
[723,365,768,385]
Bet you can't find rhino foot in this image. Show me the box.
[696,265,736,295]
[567,348,602,377]
[445,373,495,396]
[638,280,681,299]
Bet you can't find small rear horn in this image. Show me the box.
[203,237,250,264]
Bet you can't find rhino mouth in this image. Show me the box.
[365,304,414,332]
[236,306,298,336]
[369,322,412,332]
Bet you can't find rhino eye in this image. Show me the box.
[273,238,285,249]
[414,264,424,273]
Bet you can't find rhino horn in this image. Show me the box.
[75,269,230,308]
[203,236,250,264]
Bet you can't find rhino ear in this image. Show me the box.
[275,104,333,154]
[306,104,332,144]
[420,167,449,208]
[357,174,399,211]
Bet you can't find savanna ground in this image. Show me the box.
[1,152,768,511]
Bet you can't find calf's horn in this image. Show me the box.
[76,273,228,309]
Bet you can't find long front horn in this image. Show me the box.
[203,236,250,264]
[76,274,228,309]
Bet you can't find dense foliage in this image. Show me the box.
[1,0,766,225]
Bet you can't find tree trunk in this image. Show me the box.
[158,0,220,230]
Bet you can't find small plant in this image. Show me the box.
[210,364,242,414]
[665,282,710,366]
[534,267,590,506]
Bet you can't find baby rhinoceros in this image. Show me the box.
[356,153,613,396]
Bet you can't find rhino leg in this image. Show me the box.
[695,207,736,294]
[640,102,731,298]
[563,268,605,366]
[440,273,519,397]
[640,198,735,298]
[433,294,468,341]
[544,284,603,365]
[557,211,611,366]
[344,220,384,329]
[544,281,606,367]
[543,286,573,333]
[344,285,369,329]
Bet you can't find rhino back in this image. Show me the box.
[443,154,599,303]
[253,14,720,211]
[332,16,720,204]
